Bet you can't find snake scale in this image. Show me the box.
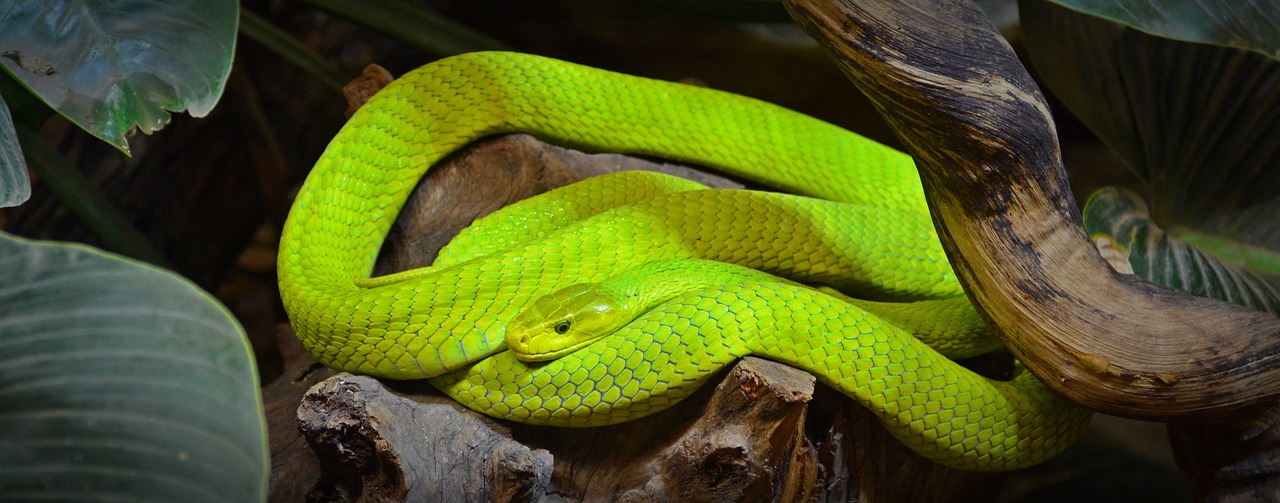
[278,51,1091,471]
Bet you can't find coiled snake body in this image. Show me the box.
[278,51,1090,471]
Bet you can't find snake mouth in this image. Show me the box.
[510,337,602,362]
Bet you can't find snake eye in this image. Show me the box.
[553,320,571,334]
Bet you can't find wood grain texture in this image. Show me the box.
[782,0,1280,420]
[294,360,1003,503]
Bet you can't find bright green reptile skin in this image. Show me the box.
[277,51,1090,471]
[447,171,1002,360]
[279,51,939,376]
[447,259,1087,470]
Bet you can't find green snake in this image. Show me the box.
[277,51,1091,471]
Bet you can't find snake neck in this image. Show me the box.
[507,260,798,361]
[605,260,800,317]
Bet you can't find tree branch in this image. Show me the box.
[783,0,1280,419]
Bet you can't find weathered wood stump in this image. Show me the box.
[266,133,1005,502]
[298,359,811,502]
[292,355,1009,502]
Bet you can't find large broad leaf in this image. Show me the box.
[1084,188,1280,317]
[0,95,28,208]
[0,0,238,153]
[0,233,266,501]
[1047,0,1280,62]
[1023,0,1280,207]
[1023,1,1280,316]
[1021,0,1147,176]
[1117,37,1280,229]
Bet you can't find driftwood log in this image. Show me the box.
[269,133,1008,502]
[783,0,1280,500]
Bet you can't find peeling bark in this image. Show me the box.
[294,358,999,503]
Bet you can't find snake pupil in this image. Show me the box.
[554,321,571,334]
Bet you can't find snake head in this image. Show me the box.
[507,283,628,362]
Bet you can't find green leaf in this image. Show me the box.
[1176,199,1280,277]
[1024,1,1280,316]
[0,95,29,208]
[1083,188,1280,316]
[0,233,266,501]
[1116,35,1280,229]
[1023,3,1280,215]
[1046,0,1280,61]
[0,0,239,154]
[0,65,56,130]
[1021,0,1149,176]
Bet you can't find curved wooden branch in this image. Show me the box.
[783,0,1280,419]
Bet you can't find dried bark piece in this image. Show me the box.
[510,357,821,503]
[344,64,395,118]
[296,357,819,502]
[295,358,1003,502]
[297,373,553,503]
